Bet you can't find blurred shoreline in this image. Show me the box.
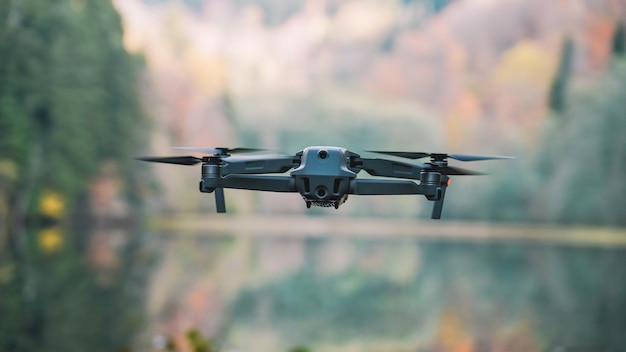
[149,214,626,247]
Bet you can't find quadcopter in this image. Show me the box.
[138,146,511,219]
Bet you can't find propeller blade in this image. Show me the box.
[433,165,485,176]
[366,151,431,159]
[136,156,202,165]
[368,151,513,162]
[229,147,267,154]
[215,188,226,213]
[172,147,220,154]
[172,146,266,155]
[448,154,514,162]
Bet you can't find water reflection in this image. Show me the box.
[147,232,626,352]
[0,224,151,352]
[4,223,624,351]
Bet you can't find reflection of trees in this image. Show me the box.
[530,248,626,349]
[227,239,626,351]
[0,226,151,351]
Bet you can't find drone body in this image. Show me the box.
[139,146,511,219]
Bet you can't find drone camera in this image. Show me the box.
[318,150,329,160]
[315,186,328,199]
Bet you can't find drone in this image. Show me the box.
[138,146,511,219]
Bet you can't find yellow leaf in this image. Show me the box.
[39,190,65,218]
[38,227,63,253]
[492,40,555,87]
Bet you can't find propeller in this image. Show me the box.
[137,146,268,166]
[136,156,202,165]
[172,146,266,155]
[447,154,514,162]
[429,165,485,176]
[367,151,513,162]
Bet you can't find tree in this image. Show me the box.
[612,21,625,57]
[0,0,148,350]
[548,36,574,113]
[535,60,626,226]
[0,0,146,218]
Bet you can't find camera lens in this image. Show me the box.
[315,187,328,198]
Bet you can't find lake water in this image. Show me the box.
[143,225,626,352]
[4,223,625,352]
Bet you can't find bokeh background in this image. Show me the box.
[1,0,626,351]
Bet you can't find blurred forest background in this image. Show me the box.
[111,0,626,224]
[1,0,626,351]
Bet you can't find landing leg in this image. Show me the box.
[215,188,226,213]
[431,177,449,219]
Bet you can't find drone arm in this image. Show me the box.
[221,156,297,176]
[356,158,425,180]
[199,175,295,214]
[350,179,437,196]
[351,178,449,219]
[220,175,297,192]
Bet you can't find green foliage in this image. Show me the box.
[535,60,626,226]
[0,250,37,351]
[0,0,149,350]
[186,328,216,352]
[0,0,146,213]
[451,52,626,226]
[0,227,150,352]
[288,347,311,352]
[548,36,574,113]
